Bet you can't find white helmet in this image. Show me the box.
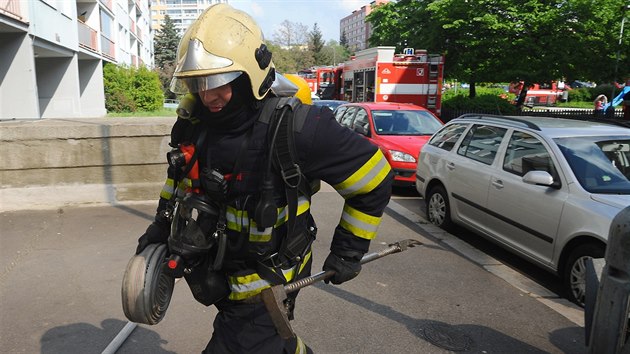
[170,3,275,100]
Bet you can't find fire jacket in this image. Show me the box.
[158,98,394,301]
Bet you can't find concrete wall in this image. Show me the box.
[0,117,176,211]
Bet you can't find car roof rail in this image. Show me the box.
[454,113,541,131]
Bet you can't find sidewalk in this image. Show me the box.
[0,189,586,353]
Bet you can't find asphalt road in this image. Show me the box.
[390,187,566,298]
[0,185,587,353]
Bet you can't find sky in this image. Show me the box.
[229,0,374,43]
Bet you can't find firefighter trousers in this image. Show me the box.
[203,299,313,354]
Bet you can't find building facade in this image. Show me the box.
[0,0,153,119]
[339,0,389,52]
[150,0,227,35]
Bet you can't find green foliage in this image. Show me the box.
[308,23,325,63]
[567,88,592,103]
[103,63,164,113]
[108,108,176,117]
[154,15,180,69]
[368,0,630,94]
[340,31,349,49]
[103,63,136,112]
[154,15,180,99]
[132,66,164,111]
[442,87,519,114]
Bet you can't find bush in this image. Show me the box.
[132,67,164,111]
[442,86,519,115]
[567,88,591,103]
[103,63,164,113]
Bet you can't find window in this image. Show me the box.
[334,107,348,122]
[100,10,113,39]
[556,136,630,194]
[503,131,556,177]
[428,124,467,151]
[457,124,507,165]
[352,109,369,131]
[340,107,358,128]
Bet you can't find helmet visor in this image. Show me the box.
[170,71,243,94]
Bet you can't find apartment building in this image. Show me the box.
[339,0,389,52]
[0,0,153,119]
[150,0,227,35]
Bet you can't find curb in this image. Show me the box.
[386,199,584,327]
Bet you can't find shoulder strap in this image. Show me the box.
[272,98,314,237]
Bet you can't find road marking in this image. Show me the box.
[387,199,584,327]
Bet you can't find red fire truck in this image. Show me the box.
[508,81,567,106]
[298,46,445,117]
[297,66,338,97]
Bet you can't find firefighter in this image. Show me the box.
[134,3,393,353]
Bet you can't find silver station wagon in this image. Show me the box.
[415,114,630,306]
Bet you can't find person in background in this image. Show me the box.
[594,94,608,116]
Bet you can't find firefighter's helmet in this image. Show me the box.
[169,3,275,100]
[284,74,313,105]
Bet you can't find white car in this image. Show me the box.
[415,114,630,306]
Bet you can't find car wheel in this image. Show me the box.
[563,243,605,307]
[426,185,453,230]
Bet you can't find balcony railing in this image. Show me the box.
[101,0,113,13]
[129,18,136,35]
[78,20,99,52]
[100,34,116,61]
[0,0,23,21]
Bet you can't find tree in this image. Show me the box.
[367,0,630,107]
[317,40,351,66]
[153,15,180,99]
[273,20,308,48]
[308,23,326,64]
[154,15,180,69]
[340,31,349,50]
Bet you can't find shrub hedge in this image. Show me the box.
[103,63,164,113]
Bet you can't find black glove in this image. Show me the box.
[136,222,170,254]
[322,252,362,285]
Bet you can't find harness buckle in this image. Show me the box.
[281,164,302,188]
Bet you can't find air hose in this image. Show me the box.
[121,243,174,325]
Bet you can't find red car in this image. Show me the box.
[333,102,444,187]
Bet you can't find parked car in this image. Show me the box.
[334,102,444,187]
[570,80,596,89]
[415,114,630,306]
[312,99,348,111]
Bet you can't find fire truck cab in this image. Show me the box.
[297,67,338,99]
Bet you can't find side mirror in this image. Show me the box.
[522,170,560,188]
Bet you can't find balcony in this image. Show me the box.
[0,0,24,21]
[100,34,115,61]
[129,17,136,35]
[77,20,98,53]
[101,0,114,13]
